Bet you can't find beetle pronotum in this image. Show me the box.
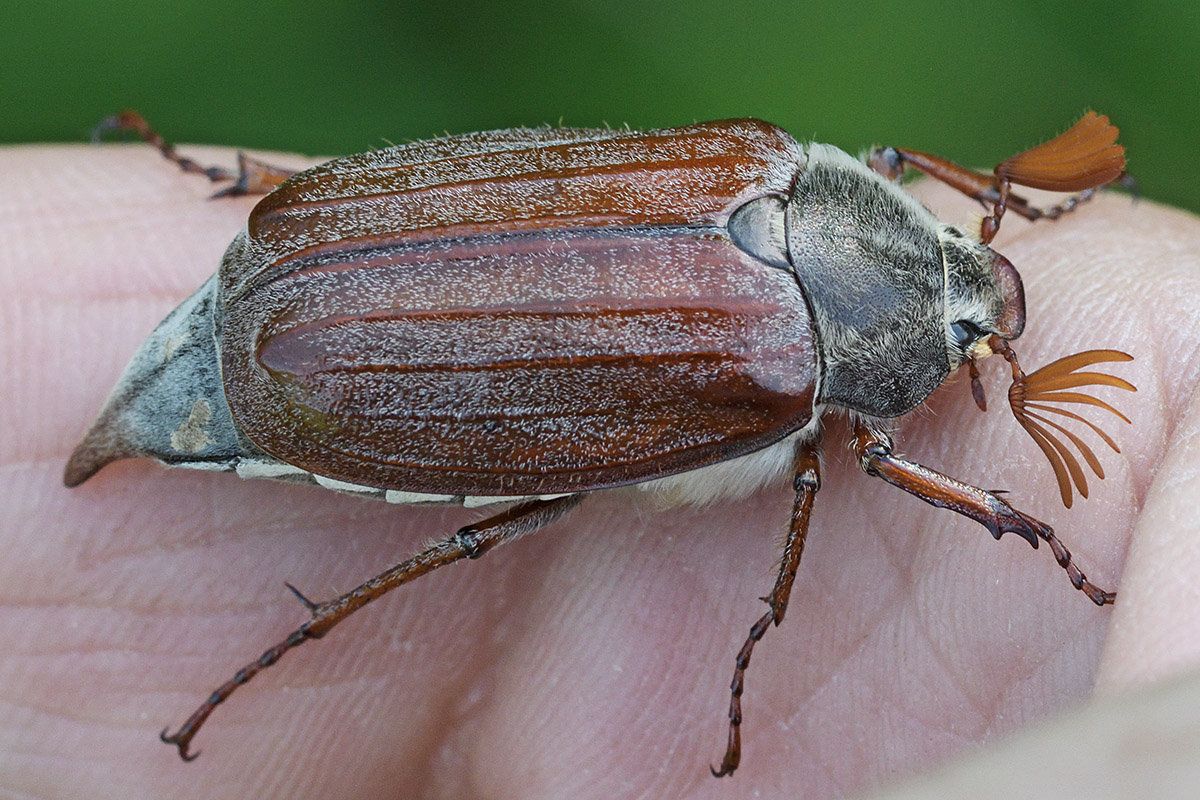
[67,111,1134,773]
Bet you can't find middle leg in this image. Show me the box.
[712,435,822,777]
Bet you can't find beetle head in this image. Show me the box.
[938,228,1135,510]
[938,226,1026,370]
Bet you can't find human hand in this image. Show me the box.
[2,141,1197,799]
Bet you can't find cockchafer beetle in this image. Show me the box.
[66,111,1135,774]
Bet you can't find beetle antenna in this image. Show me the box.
[990,338,1135,508]
[980,112,1125,243]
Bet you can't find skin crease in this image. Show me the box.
[2,141,1198,800]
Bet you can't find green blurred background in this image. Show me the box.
[4,0,1197,213]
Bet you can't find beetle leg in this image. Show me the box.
[713,438,821,778]
[851,421,1115,606]
[160,493,583,761]
[870,113,1124,242]
[867,145,1002,204]
[866,147,1111,241]
[93,110,297,196]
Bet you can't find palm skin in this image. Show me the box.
[2,143,1197,799]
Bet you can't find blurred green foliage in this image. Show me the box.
[4,0,1196,212]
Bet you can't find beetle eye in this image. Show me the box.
[950,319,983,351]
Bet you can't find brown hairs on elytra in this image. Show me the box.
[984,338,1135,508]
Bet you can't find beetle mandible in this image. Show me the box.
[66,111,1134,774]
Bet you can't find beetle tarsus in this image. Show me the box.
[711,726,741,777]
[715,440,821,779]
[91,111,296,196]
[1036,519,1116,606]
[91,110,240,185]
[160,726,200,762]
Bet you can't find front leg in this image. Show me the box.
[851,421,1114,606]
